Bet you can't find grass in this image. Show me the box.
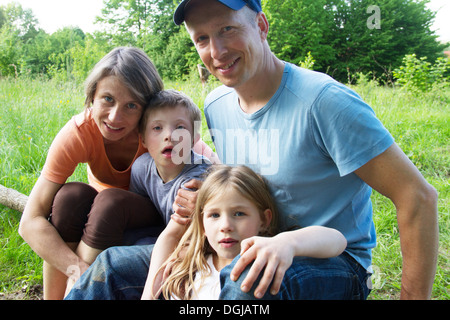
[0,76,448,300]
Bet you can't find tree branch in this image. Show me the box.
[0,184,28,213]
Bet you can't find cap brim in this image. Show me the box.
[174,0,191,25]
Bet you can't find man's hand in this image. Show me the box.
[230,234,295,299]
[172,179,203,223]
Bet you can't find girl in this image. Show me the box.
[142,165,347,300]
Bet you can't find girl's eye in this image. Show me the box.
[235,211,246,217]
[127,103,138,110]
[206,212,220,219]
[153,126,162,131]
[176,125,186,130]
[104,96,113,103]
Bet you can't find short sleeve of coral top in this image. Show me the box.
[41,110,147,192]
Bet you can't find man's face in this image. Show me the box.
[184,0,266,89]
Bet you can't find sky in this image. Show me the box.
[0,0,449,43]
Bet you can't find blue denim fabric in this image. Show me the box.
[65,245,153,300]
[66,246,370,300]
[219,252,371,300]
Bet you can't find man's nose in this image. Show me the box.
[210,37,228,60]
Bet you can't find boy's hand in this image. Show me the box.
[172,179,203,222]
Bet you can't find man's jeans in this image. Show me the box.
[65,245,371,300]
[220,252,371,300]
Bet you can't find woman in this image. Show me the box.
[20,47,173,300]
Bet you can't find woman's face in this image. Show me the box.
[91,76,144,143]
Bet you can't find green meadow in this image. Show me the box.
[0,77,448,299]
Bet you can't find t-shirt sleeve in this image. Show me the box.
[41,118,91,184]
[129,154,149,196]
[310,83,394,177]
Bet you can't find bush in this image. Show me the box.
[393,54,449,93]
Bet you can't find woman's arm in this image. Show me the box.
[141,217,187,300]
[18,176,90,276]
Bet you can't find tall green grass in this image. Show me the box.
[0,77,448,299]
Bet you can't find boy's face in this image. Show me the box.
[142,105,195,176]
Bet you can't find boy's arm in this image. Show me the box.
[141,217,186,300]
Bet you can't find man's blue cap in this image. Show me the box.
[174,0,262,25]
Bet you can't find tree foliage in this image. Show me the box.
[263,0,446,83]
[0,0,447,84]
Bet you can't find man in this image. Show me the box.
[66,0,438,300]
[172,0,438,300]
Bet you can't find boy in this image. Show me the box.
[129,89,211,225]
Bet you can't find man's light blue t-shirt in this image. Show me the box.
[204,62,394,270]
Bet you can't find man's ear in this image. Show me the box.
[256,12,269,41]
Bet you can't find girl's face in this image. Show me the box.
[92,76,144,143]
[202,187,272,271]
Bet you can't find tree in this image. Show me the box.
[262,0,445,83]
[96,0,197,79]
[96,0,158,48]
[262,0,336,70]
[331,0,445,83]
[47,27,86,81]
[0,24,22,76]
[1,2,39,40]
[0,2,39,76]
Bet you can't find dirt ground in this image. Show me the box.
[0,284,43,300]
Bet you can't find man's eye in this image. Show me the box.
[196,35,208,43]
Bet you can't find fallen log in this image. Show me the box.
[0,184,28,213]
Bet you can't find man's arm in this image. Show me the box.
[355,143,438,299]
[233,226,347,298]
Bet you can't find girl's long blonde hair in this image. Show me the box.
[160,165,278,300]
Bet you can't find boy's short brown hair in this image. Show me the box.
[139,89,202,135]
